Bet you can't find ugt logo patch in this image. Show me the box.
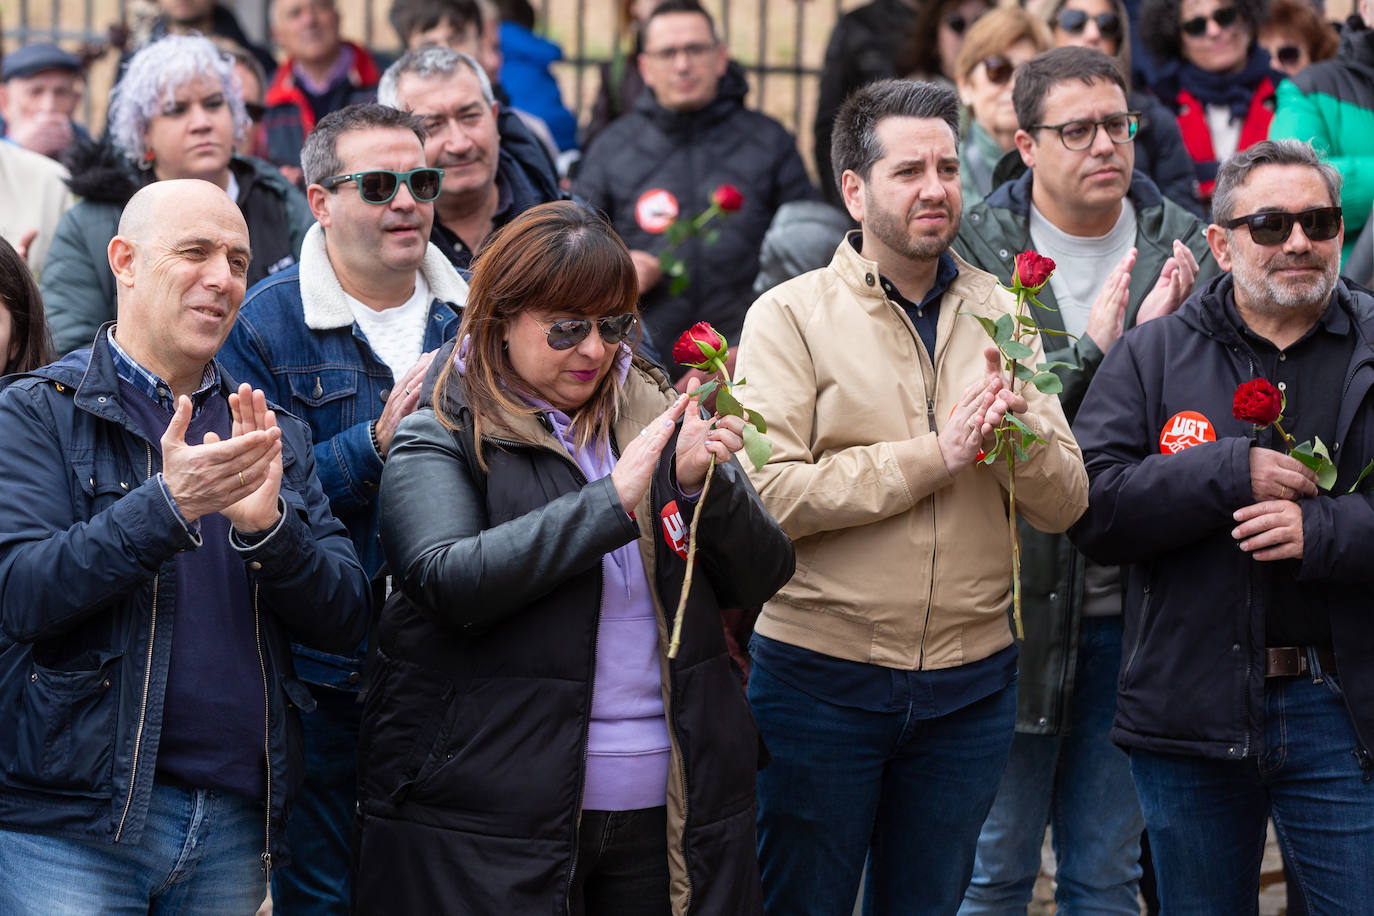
[660,500,688,560]
[1159,410,1216,454]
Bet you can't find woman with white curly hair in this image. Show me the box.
[41,34,313,355]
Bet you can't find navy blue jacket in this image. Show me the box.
[219,231,468,689]
[0,329,370,865]
[1070,274,1374,760]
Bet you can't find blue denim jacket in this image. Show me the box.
[220,227,467,689]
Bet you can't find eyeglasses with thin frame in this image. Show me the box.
[1056,8,1123,39]
[1180,5,1239,36]
[980,56,1015,85]
[1223,207,1342,246]
[641,41,718,64]
[319,167,445,204]
[1029,111,1140,150]
[531,313,638,351]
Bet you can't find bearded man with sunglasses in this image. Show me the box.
[1070,138,1374,913]
[219,102,468,916]
[954,45,1216,916]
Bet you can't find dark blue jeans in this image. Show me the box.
[961,616,1143,915]
[568,806,672,916]
[270,689,360,916]
[750,662,1017,916]
[1130,666,1374,915]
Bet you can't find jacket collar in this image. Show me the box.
[984,166,1164,219]
[829,230,995,304]
[298,222,469,331]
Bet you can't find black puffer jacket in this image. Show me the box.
[42,140,313,355]
[573,65,815,369]
[355,346,795,915]
[1070,275,1374,760]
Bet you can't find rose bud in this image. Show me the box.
[1014,251,1056,292]
[673,321,729,370]
[1233,378,1282,426]
[711,184,744,213]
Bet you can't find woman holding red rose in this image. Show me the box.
[354,202,793,915]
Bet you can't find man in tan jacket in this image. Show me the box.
[736,78,1088,915]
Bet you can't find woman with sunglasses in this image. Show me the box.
[1257,0,1337,78]
[1139,0,1283,209]
[1047,0,1205,216]
[355,201,793,915]
[953,7,1052,206]
[894,0,992,86]
[41,34,313,356]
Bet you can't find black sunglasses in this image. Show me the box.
[243,101,266,123]
[532,313,638,350]
[944,11,974,33]
[1224,207,1342,245]
[319,167,445,204]
[1056,8,1123,39]
[1272,44,1302,66]
[1181,5,1239,36]
[981,55,1015,85]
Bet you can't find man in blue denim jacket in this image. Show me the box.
[0,179,370,911]
[218,102,467,915]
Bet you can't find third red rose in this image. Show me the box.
[1014,251,1056,292]
[1232,378,1282,426]
[712,184,744,213]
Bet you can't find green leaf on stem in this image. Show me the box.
[1037,360,1076,371]
[999,340,1035,360]
[1035,327,1078,338]
[743,407,767,434]
[701,227,720,246]
[1028,293,1053,311]
[1030,372,1063,394]
[1015,314,1039,331]
[969,314,1002,341]
[1012,363,1036,383]
[1291,438,1338,491]
[994,314,1015,343]
[1347,459,1374,494]
[715,385,745,418]
[742,421,771,471]
[691,380,719,401]
[1006,414,1043,450]
[669,274,690,296]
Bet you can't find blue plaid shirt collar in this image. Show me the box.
[106,328,220,415]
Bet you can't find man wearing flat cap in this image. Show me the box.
[1,42,88,160]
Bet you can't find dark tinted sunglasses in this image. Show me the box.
[1224,206,1342,245]
[1056,8,1123,39]
[981,55,1015,85]
[1272,44,1302,66]
[533,313,638,350]
[243,101,266,123]
[319,167,445,204]
[1181,5,1239,36]
[944,11,973,33]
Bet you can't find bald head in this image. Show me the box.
[108,179,253,394]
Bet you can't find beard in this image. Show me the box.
[863,191,960,262]
[1231,246,1340,315]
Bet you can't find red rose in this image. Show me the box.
[673,321,729,370]
[712,184,744,213]
[1014,251,1056,292]
[1233,378,1282,426]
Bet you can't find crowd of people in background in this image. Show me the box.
[1,0,1373,912]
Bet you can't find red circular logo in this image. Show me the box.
[1159,410,1217,454]
[635,189,679,235]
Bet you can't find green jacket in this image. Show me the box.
[42,151,313,355]
[1269,25,1374,265]
[952,169,1217,733]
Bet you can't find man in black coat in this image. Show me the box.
[1071,139,1374,912]
[379,44,563,273]
[573,0,815,385]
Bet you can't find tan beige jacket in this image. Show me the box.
[736,237,1088,671]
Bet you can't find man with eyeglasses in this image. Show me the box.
[954,45,1216,916]
[219,103,468,916]
[377,45,562,273]
[1070,138,1374,912]
[1268,0,1374,267]
[574,0,814,387]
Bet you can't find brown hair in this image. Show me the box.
[1261,0,1339,63]
[0,236,54,375]
[955,6,1052,82]
[432,201,641,466]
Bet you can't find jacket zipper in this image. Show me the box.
[115,442,159,843]
[253,582,274,878]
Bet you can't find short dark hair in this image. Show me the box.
[389,0,482,45]
[643,0,718,41]
[1013,46,1128,133]
[1139,0,1268,64]
[829,79,960,194]
[0,236,54,375]
[1211,138,1342,224]
[300,103,428,187]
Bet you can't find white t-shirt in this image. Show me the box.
[345,274,431,381]
[1205,104,1243,162]
[1028,199,1137,341]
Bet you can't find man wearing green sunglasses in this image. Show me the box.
[218,102,469,914]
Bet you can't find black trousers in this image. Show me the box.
[568,806,672,916]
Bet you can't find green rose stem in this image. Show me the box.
[1006,442,1023,640]
[667,354,729,660]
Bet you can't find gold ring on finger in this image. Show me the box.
[239,471,246,488]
